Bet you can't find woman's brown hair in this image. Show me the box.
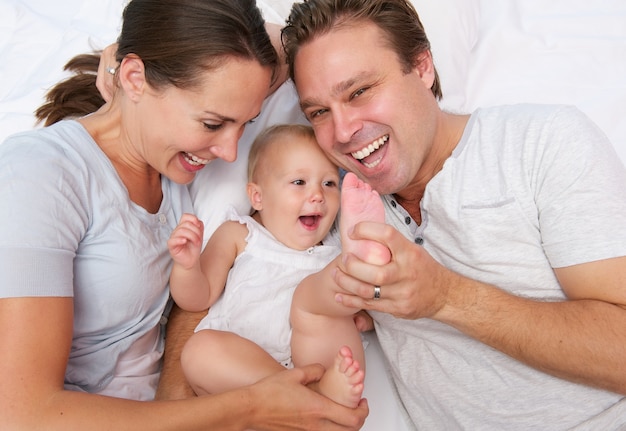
[36,0,278,126]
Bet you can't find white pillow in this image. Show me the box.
[0,0,126,140]
[411,0,479,112]
[414,0,626,163]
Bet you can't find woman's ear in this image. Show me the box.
[118,54,147,101]
[413,50,436,90]
[247,182,263,211]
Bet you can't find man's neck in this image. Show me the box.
[394,112,471,225]
[394,193,423,225]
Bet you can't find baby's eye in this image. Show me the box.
[292,179,305,186]
[323,180,338,188]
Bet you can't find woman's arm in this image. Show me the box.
[0,297,368,430]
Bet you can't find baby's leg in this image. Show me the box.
[186,328,364,408]
[290,308,365,408]
[340,172,391,265]
[182,329,284,395]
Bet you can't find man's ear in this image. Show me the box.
[118,54,147,101]
[247,182,263,211]
[413,50,436,90]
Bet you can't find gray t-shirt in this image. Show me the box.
[0,120,192,398]
[374,104,626,430]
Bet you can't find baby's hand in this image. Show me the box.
[168,214,204,268]
[353,310,374,332]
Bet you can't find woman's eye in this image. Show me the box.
[204,122,223,131]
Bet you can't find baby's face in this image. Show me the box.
[251,136,340,250]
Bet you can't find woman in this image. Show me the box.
[0,0,367,429]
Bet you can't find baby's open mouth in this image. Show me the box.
[299,215,321,228]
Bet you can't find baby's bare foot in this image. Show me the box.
[340,172,391,265]
[317,346,365,408]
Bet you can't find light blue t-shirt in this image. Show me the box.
[0,120,192,397]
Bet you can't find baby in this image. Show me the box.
[168,124,390,407]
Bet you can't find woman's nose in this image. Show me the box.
[212,129,241,163]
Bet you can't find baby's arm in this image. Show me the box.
[168,214,208,310]
[169,216,244,312]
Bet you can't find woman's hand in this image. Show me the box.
[96,43,119,102]
[246,364,368,430]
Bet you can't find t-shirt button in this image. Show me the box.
[158,214,167,224]
[404,216,411,225]
[414,237,424,245]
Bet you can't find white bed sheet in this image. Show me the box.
[1,1,625,430]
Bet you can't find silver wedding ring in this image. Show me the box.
[373,285,381,300]
[106,66,116,75]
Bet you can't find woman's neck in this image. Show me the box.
[79,105,163,214]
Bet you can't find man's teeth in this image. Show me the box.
[183,152,209,166]
[351,135,389,160]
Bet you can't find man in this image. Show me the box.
[281,0,626,428]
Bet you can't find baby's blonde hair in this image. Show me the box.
[247,123,317,182]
